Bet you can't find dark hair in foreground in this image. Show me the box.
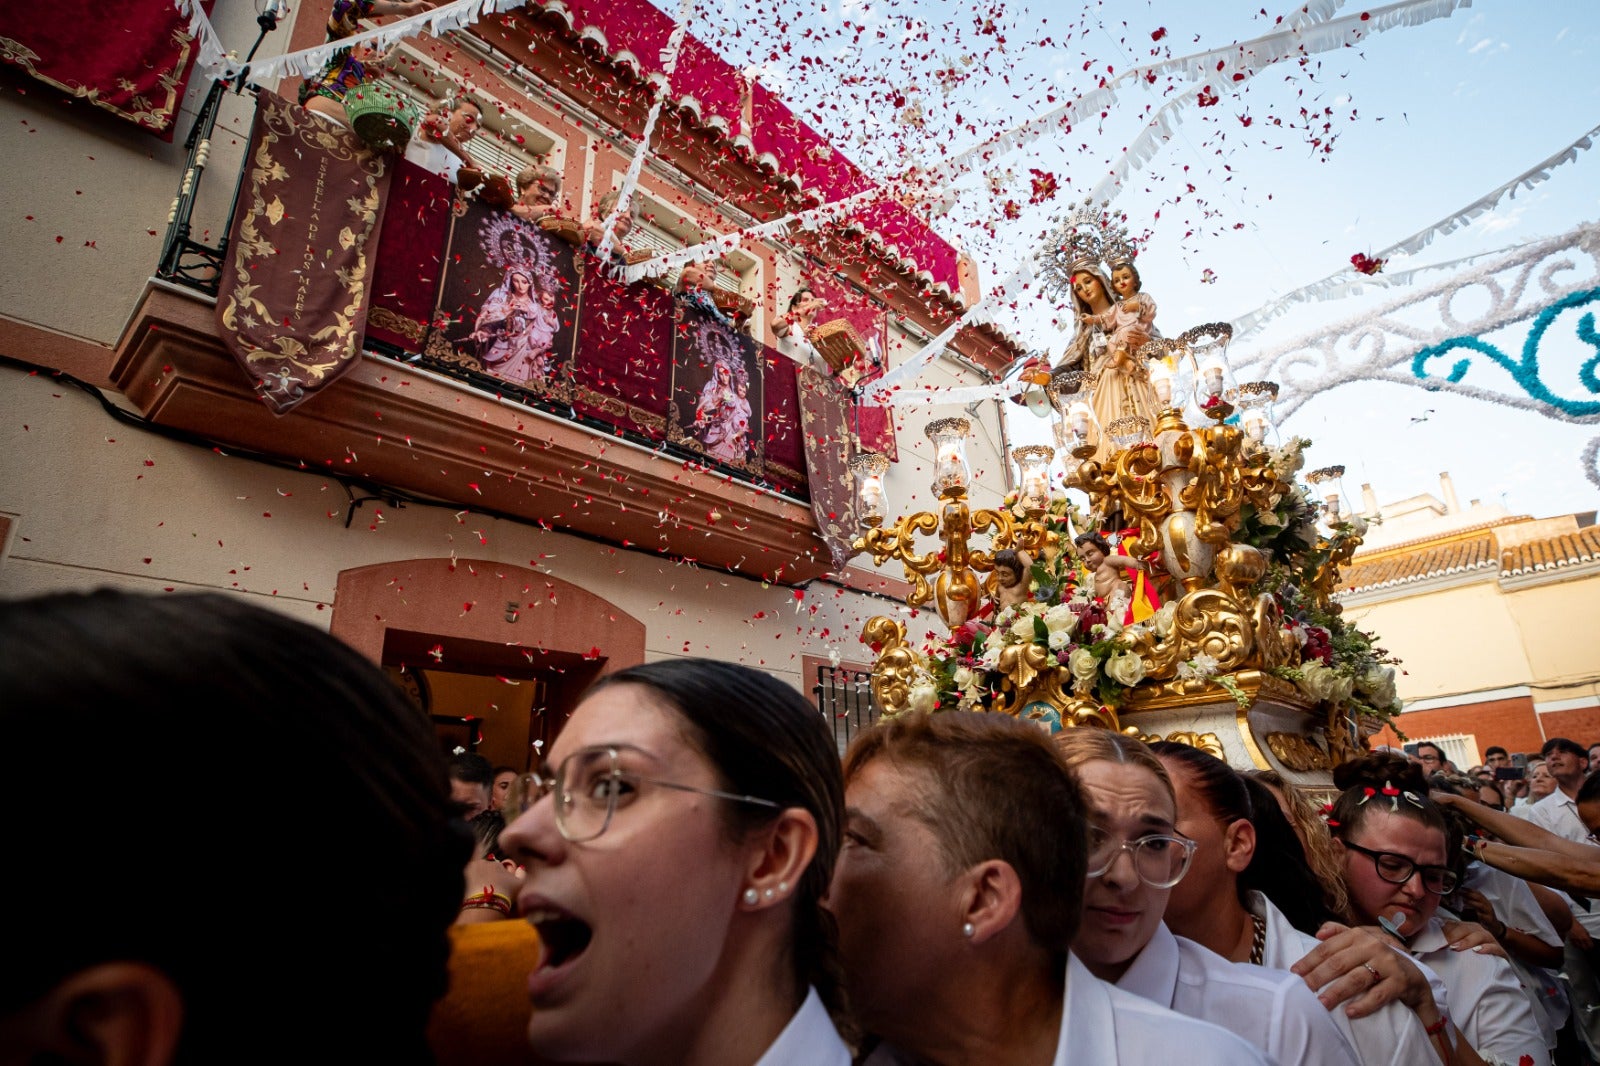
[588,659,846,1019]
[1150,742,1339,935]
[0,590,471,1064]
[1330,752,1459,859]
[844,712,1089,958]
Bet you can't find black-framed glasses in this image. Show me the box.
[1342,840,1459,895]
[505,745,779,843]
[1086,825,1197,889]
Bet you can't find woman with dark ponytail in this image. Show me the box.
[498,658,849,1064]
[1151,742,1436,1064]
[1295,753,1550,1066]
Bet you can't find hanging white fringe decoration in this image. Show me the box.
[1232,120,1600,341]
[596,0,696,259]
[1233,222,1600,424]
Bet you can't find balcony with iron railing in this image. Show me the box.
[114,2,1021,584]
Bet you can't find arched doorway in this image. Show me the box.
[331,558,647,770]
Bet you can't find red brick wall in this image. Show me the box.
[1372,695,1542,760]
[1540,707,1600,748]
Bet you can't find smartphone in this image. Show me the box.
[1495,766,1526,781]
[1512,752,1529,769]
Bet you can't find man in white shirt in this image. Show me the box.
[403,95,482,184]
[1526,736,1600,1056]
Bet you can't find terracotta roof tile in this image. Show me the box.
[1340,534,1497,594]
[1501,524,1600,576]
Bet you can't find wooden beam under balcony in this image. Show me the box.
[110,284,836,584]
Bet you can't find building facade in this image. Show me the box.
[1335,476,1600,763]
[0,1,1018,769]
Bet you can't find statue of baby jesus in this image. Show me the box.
[1073,532,1144,603]
[990,548,1034,613]
[1101,258,1158,369]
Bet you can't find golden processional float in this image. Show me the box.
[849,205,1399,788]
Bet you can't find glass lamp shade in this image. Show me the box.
[1306,465,1349,528]
[1104,414,1153,451]
[849,452,891,527]
[1177,322,1236,418]
[1234,381,1281,455]
[1011,445,1056,513]
[1058,398,1101,460]
[925,417,972,497]
[1146,357,1182,410]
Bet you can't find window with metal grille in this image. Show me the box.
[812,663,880,756]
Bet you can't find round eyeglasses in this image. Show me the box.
[1341,840,1459,895]
[1086,826,1197,889]
[504,745,779,843]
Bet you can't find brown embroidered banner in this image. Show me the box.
[0,0,211,140]
[797,369,862,570]
[218,90,394,414]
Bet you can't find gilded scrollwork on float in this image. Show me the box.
[1266,731,1332,772]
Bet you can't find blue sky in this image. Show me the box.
[699,0,1600,518]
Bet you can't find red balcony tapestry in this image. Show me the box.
[367,160,454,352]
[217,90,394,414]
[0,0,211,141]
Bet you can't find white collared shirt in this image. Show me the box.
[753,986,850,1066]
[1246,892,1436,1066]
[1407,916,1551,1066]
[1460,864,1569,1050]
[1114,922,1360,1066]
[864,953,1272,1065]
[403,135,463,183]
[1525,790,1600,934]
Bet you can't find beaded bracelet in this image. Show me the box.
[461,889,513,917]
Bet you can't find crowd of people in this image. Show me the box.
[7,588,1600,1066]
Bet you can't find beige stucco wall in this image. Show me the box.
[1501,574,1600,690]
[1339,580,1532,702]
[0,373,902,692]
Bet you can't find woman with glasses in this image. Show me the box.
[1055,730,1359,1066]
[496,658,849,1065]
[829,711,1270,1065]
[1151,742,1439,1064]
[1304,753,1549,1066]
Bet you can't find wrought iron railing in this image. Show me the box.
[812,664,880,756]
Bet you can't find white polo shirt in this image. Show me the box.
[754,986,850,1066]
[864,953,1272,1065]
[1407,916,1550,1066]
[1114,922,1360,1066]
[1461,863,1569,1049]
[1247,891,1436,1065]
[1526,789,1600,934]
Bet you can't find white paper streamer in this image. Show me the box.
[596,0,696,259]
[920,0,1463,194]
[193,0,527,83]
[1231,120,1600,340]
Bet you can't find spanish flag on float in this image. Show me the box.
[1116,529,1161,624]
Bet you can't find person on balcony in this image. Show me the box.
[774,286,831,375]
[675,261,733,327]
[298,0,435,126]
[511,165,563,223]
[405,95,483,185]
[582,191,638,269]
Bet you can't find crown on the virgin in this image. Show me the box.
[1036,199,1137,304]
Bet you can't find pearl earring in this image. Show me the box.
[962,922,975,938]
[777,881,789,894]
[762,887,776,901]
[744,888,759,905]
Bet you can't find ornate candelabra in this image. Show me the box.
[848,321,1374,783]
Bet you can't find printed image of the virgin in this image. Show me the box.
[432,201,579,393]
[671,309,763,470]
